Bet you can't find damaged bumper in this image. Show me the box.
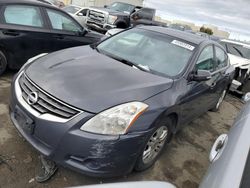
[9,75,150,177]
[86,21,116,33]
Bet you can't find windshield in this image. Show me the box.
[63,6,81,14]
[108,2,135,14]
[222,42,250,59]
[233,44,250,59]
[97,28,195,77]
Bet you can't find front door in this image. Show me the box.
[180,45,218,124]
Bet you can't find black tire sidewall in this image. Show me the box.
[134,117,173,171]
[0,51,7,76]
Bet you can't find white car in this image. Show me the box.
[38,0,64,8]
[105,28,124,37]
[220,39,250,90]
[63,5,89,27]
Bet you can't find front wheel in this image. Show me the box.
[134,118,173,171]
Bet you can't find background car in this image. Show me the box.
[63,5,89,27]
[200,93,250,188]
[47,0,65,8]
[86,2,142,32]
[105,28,124,37]
[36,0,64,8]
[220,39,250,90]
[0,0,103,75]
[10,26,234,177]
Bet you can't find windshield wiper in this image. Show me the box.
[96,49,151,72]
[107,54,151,72]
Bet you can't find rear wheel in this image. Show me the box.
[134,117,173,171]
[0,51,7,76]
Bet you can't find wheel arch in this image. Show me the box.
[116,21,128,28]
[0,46,9,63]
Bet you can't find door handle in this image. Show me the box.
[209,134,228,162]
[53,35,64,40]
[210,82,216,88]
[2,30,20,36]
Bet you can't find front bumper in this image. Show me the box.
[9,73,151,177]
[86,21,116,33]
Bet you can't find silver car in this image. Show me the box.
[72,181,176,188]
[200,94,250,188]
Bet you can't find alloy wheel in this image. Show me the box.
[142,126,168,164]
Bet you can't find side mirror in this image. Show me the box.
[130,12,140,20]
[192,70,212,81]
[77,29,87,36]
[77,12,83,16]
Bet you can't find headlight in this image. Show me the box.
[80,102,148,135]
[18,53,48,73]
[107,15,118,24]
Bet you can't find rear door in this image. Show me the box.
[0,4,52,68]
[213,45,230,101]
[44,8,94,50]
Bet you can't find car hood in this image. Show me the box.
[90,7,129,16]
[228,54,250,69]
[25,46,173,113]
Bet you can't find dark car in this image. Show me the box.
[0,0,103,75]
[10,26,234,177]
[86,2,141,32]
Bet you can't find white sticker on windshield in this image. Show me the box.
[171,40,195,51]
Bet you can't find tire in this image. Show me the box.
[0,51,7,76]
[134,117,174,171]
[116,22,127,29]
[210,89,227,112]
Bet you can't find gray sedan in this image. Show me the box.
[200,94,250,188]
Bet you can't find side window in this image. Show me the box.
[219,42,227,52]
[80,9,88,16]
[196,46,214,72]
[227,43,243,57]
[46,9,81,32]
[4,5,43,27]
[215,46,228,70]
[132,8,154,20]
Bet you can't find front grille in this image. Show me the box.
[18,74,80,119]
[88,10,105,24]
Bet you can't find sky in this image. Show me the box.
[143,0,250,41]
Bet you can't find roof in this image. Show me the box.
[221,39,250,47]
[0,0,56,8]
[139,25,209,45]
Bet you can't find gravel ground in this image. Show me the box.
[0,70,245,188]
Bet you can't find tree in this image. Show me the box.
[200,26,213,35]
[200,26,206,33]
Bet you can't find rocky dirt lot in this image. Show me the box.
[0,71,245,188]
